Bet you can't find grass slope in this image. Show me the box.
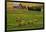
[7,8,43,30]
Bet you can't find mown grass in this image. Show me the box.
[7,8,43,30]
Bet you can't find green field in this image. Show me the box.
[7,8,43,30]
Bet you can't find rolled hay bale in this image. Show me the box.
[27,20,33,24]
[16,17,22,26]
[21,20,25,26]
